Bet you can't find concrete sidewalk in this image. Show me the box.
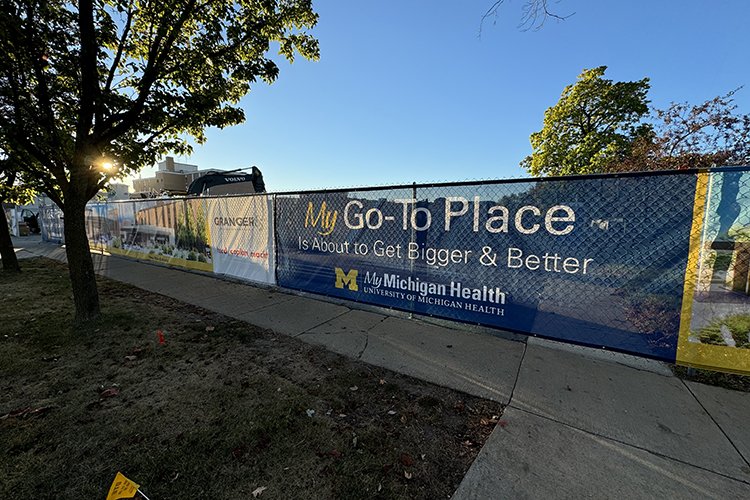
[12,237,750,498]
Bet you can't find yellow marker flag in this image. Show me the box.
[106,472,140,500]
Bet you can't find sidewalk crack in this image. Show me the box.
[357,316,387,360]
[506,341,528,406]
[293,309,352,337]
[680,378,750,471]
[508,404,750,487]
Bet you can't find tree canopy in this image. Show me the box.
[0,0,319,207]
[0,0,319,321]
[521,66,651,177]
[612,89,750,172]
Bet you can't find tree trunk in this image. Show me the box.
[63,200,100,322]
[0,202,21,272]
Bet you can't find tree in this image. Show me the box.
[611,89,750,172]
[521,66,651,176]
[0,0,319,322]
[0,167,24,273]
[0,143,40,273]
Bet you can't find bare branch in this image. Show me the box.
[480,0,574,37]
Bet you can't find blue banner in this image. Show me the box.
[276,175,699,361]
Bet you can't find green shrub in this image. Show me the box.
[695,313,750,348]
[714,252,732,271]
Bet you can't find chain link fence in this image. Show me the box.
[275,167,750,366]
[39,204,65,243]
[38,166,750,371]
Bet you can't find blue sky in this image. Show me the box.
[127,0,750,192]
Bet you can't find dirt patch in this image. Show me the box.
[0,258,502,499]
[672,365,750,393]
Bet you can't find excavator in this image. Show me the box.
[186,166,266,196]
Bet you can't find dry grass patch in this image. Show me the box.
[0,258,502,499]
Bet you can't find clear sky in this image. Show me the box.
[127,0,750,192]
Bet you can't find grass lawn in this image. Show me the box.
[0,258,503,499]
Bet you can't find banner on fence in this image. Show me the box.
[40,204,64,243]
[677,170,750,374]
[73,167,750,373]
[206,196,275,284]
[104,198,214,271]
[274,171,750,364]
[83,195,276,284]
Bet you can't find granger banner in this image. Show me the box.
[276,173,709,362]
[206,195,276,284]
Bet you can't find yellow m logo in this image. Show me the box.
[334,268,358,291]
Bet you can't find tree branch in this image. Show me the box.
[103,2,134,96]
[98,2,136,132]
[480,0,574,36]
[96,0,199,143]
[76,0,101,146]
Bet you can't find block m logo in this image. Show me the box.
[334,268,358,291]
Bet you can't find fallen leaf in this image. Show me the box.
[27,406,55,417]
[328,449,342,459]
[387,410,397,415]
[205,326,215,332]
[404,471,413,480]
[305,409,315,417]
[99,388,120,399]
[251,486,267,497]
[379,379,386,385]
[2,406,56,420]
[399,452,414,467]
[349,385,358,391]
[6,406,31,418]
